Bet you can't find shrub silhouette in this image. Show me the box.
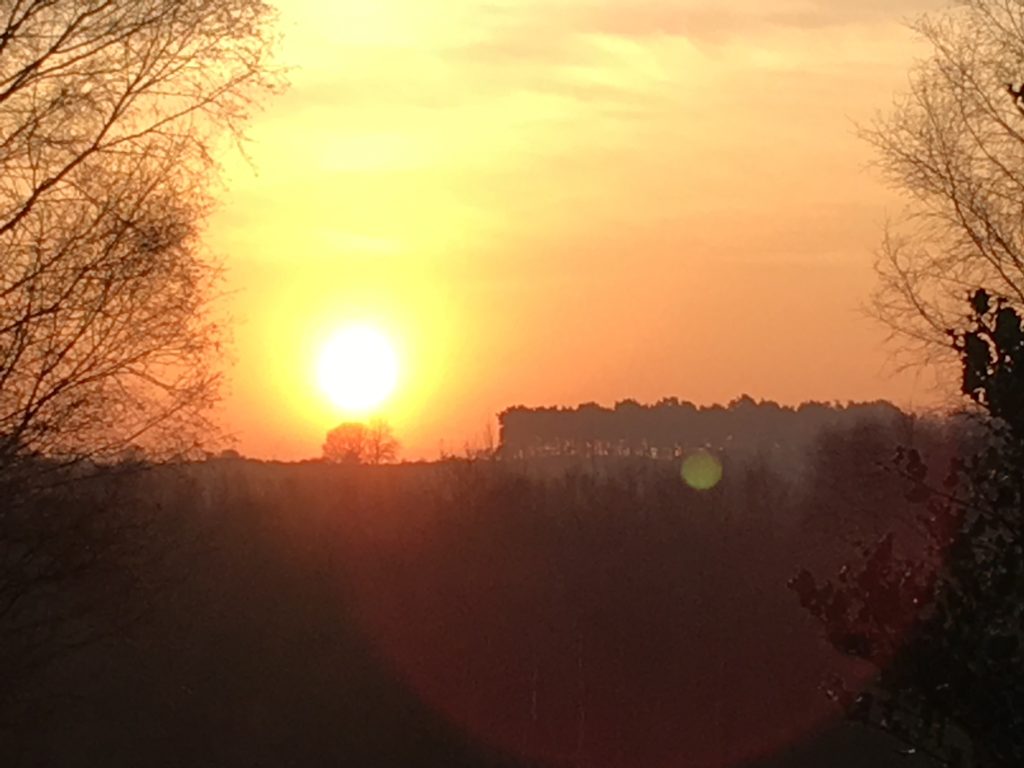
[323,419,399,465]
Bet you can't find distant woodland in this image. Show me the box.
[497,396,913,464]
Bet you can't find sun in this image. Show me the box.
[317,324,399,414]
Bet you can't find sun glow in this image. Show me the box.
[317,324,400,414]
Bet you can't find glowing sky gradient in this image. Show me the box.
[209,0,946,461]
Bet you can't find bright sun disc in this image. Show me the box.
[317,325,399,413]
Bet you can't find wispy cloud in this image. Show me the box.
[455,0,943,58]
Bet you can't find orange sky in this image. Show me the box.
[208,0,948,461]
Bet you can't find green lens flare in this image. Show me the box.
[681,450,723,491]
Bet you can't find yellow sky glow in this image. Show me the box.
[210,0,946,461]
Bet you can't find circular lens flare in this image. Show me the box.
[317,325,399,413]
[682,449,723,491]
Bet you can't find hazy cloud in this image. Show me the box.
[429,0,946,121]
[453,0,945,63]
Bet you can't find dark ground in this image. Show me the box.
[2,458,940,768]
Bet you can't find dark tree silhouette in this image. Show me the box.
[0,0,280,726]
[497,397,903,464]
[0,0,281,486]
[323,420,400,465]
[792,291,1024,766]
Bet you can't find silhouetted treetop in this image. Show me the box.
[323,420,400,466]
[953,289,1024,435]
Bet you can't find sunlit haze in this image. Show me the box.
[210,0,945,460]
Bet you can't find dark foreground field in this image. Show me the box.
[3,449,942,768]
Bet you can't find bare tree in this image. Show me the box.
[0,0,281,483]
[865,0,1024,365]
[0,0,281,727]
[323,420,400,466]
[364,419,400,465]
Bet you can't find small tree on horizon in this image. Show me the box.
[322,419,399,465]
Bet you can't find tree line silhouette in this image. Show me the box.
[498,396,906,462]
